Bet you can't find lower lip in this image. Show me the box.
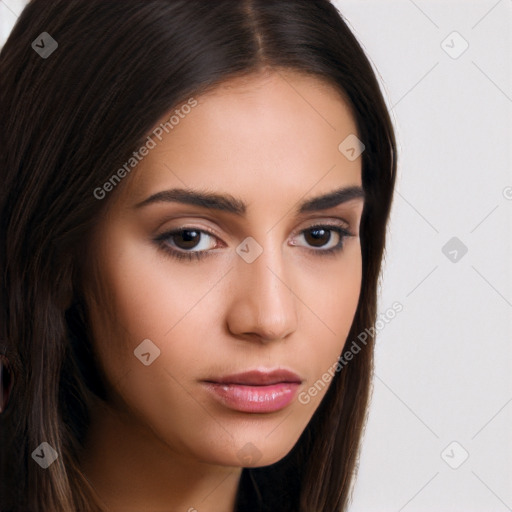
[202,382,300,413]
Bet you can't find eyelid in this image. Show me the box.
[292,217,351,233]
[288,222,353,252]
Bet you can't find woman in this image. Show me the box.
[0,1,397,510]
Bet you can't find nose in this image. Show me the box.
[225,241,298,343]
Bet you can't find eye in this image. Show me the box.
[154,223,355,262]
[299,225,340,249]
[154,227,220,261]
[163,228,216,251]
[291,224,354,256]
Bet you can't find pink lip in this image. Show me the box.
[202,369,302,413]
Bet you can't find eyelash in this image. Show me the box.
[154,224,354,262]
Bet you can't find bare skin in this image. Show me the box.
[78,68,365,512]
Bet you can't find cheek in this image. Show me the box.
[84,239,232,452]
[86,234,229,387]
[298,245,362,398]
[94,224,222,333]
[307,243,362,328]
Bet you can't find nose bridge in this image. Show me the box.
[228,234,298,341]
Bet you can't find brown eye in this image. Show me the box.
[293,224,353,256]
[154,227,219,261]
[171,229,202,250]
[303,227,334,248]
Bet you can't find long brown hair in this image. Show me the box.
[0,1,397,510]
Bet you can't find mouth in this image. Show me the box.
[201,368,303,413]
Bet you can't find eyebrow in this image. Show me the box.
[133,185,365,216]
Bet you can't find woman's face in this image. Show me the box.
[84,69,364,469]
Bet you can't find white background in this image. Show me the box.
[336,1,512,511]
[1,1,511,510]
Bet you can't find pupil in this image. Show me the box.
[306,228,330,247]
[176,229,199,249]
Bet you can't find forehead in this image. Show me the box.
[123,69,361,205]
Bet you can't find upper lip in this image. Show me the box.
[203,368,302,386]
